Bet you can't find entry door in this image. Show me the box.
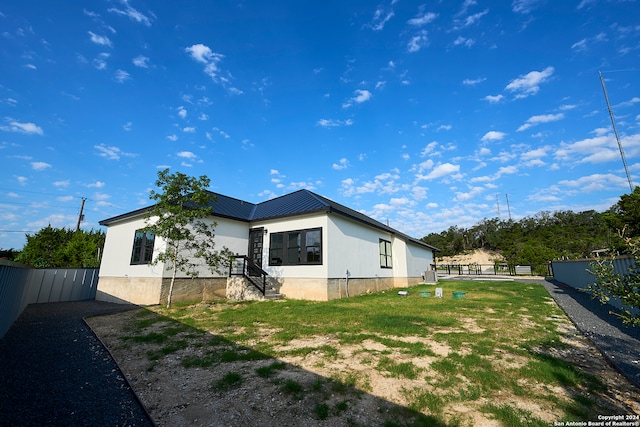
[248,228,264,268]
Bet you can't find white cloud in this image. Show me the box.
[407,11,437,26]
[87,181,105,188]
[484,94,504,103]
[512,0,542,14]
[88,31,112,47]
[177,106,187,118]
[505,66,554,98]
[343,89,372,108]
[481,131,506,141]
[416,163,460,181]
[177,151,197,159]
[369,7,394,31]
[559,173,630,192]
[114,69,130,83]
[166,134,178,141]
[132,55,149,68]
[332,158,350,170]
[183,126,196,133]
[453,36,475,47]
[94,143,136,160]
[407,30,428,53]
[0,119,43,135]
[517,113,564,131]
[123,121,133,131]
[108,0,153,26]
[53,180,69,187]
[31,161,51,170]
[185,44,239,91]
[317,118,354,127]
[463,77,486,86]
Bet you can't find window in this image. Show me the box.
[269,228,322,265]
[131,229,155,265]
[380,239,392,268]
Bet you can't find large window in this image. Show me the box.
[269,228,322,265]
[380,239,392,268]
[131,229,155,265]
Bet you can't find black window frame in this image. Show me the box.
[269,227,322,266]
[379,239,392,269]
[130,229,155,265]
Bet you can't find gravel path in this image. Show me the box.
[0,300,155,427]
[538,278,640,388]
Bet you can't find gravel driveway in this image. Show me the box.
[0,300,154,427]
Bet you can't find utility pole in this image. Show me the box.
[600,71,633,192]
[76,197,86,231]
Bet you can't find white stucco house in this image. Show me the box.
[97,189,438,304]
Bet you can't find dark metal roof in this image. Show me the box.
[99,189,438,250]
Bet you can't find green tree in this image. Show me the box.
[588,235,640,327]
[15,226,104,268]
[144,168,233,308]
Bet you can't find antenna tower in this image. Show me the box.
[599,71,633,192]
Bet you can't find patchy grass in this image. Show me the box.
[103,280,638,426]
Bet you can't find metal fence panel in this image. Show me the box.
[0,265,31,338]
[0,265,99,339]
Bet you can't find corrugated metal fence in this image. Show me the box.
[0,262,99,338]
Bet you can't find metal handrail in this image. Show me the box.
[229,255,267,295]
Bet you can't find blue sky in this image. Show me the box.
[1,0,640,250]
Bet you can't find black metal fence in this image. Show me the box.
[436,263,552,277]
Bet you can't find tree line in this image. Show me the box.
[421,187,640,265]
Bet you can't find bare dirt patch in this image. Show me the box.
[87,305,640,427]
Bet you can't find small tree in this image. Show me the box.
[588,232,640,327]
[144,168,232,308]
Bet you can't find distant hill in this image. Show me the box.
[437,249,504,265]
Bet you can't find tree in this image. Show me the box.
[144,168,233,308]
[15,226,104,268]
[588,234,640,327]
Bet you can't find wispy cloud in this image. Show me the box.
[317,118,354,128]
[108,0,153,26]
[505,66,554,98]
[462,77,486,86]
[132,55,149,68]
[0,119,43,135]
[407,11,437,27]
[517,113,564,131]
[94,143,137,160]
[185,43,242,93]
[114,69,131,83]
[368,7,394,31]
[512,0,543,14]
[407,30,428,53]
[88,31,112,47]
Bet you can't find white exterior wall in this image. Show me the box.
[326,214,396,279]
[405,241,435,278]
[100,215,250,280]
[99,215,165,279]
[253,213,329,279]
[158,217,250,279]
